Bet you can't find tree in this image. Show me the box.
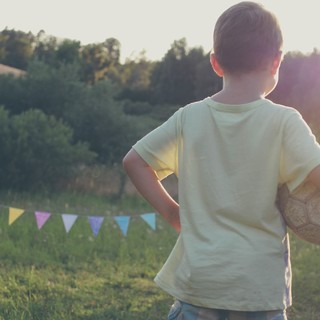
[0,107,95,190]
[150,39,221,106]
[34,31,82,68]
[80,38,121,84]
[25,60,86,120]
[118,51,155,102]
[33,30,59,65]
[150,38,192,105]
[194,52,222,100]
[103,38,121,64]
[0,60,87,121]
[0,73,27,114]
[69,80,147,164]
[56,39,81,65]
[0,29,34,69]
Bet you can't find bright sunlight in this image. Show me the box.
[1,0,319,61]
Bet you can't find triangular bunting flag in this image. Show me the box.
[140,213,156,230]
[35,211,51,230]
[114,216,130,236]
[9,207,25,225]
[88,216,104,237]
[61,214,78,233]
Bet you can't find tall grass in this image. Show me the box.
[0,190,319,319]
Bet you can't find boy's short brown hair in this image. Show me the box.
[213,1,283,74]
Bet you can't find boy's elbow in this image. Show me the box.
[122,148,144,173]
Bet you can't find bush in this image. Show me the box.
[123,100,153,116]
[0,107,95,190]
[69,80,158,165]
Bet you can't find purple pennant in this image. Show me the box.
[35,211,51,229]
[114,216,130,236]
[88,216,104,237]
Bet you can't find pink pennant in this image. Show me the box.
[35,211,51,229]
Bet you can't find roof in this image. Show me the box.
[0,64,26,77]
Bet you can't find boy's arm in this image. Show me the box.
[307,164,320,188]
[123,148,180,232]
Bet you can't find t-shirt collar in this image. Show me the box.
[204,97,265,113]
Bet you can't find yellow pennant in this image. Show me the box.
[9,207,25,225]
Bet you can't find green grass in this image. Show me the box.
[0,190,176,319]
[288,237,320,319]
[0,190,319,319]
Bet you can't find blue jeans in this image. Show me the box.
[168,300,287,320]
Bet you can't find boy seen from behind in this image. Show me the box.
[123,2,320,319]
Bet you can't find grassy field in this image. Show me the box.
[0,190,319,319]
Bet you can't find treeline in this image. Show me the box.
[0,28,319,193]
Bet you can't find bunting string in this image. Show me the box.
[1,204,157,237]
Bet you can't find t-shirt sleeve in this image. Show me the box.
[132,108,182,180]
[280,110,320,191]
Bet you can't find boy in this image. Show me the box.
[123,2,320,319]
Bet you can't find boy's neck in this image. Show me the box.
[212,71,275,105]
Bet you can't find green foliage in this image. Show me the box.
[194,52,222,100]
[0,73,26,113]
[69,80,158,164]
[120,54,155,91]
[287,234,320,319]
[34,32,81,68]
[55,39,81,65]
[0,29,34,69]
[0,62,156,171]
[123,100,154,116]
[0,60,86,117]
[151,39,192,105]
[150,39,221,106]
[33,31,60,66]
[0,107,95,190]
[0,27,319,193]
[24,60,86,119]
[80,38,121,84]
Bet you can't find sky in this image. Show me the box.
[1,0,319,62]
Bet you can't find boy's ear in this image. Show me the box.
[271,51,283,75]
[210,53,224,77]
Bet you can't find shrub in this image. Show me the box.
[0,107,95,190]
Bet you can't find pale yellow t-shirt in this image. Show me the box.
[133,97,320,311]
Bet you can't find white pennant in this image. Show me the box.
[61,214,78,233]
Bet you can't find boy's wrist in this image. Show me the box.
[161,205,180,233]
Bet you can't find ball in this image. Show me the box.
[277,180,320,244]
